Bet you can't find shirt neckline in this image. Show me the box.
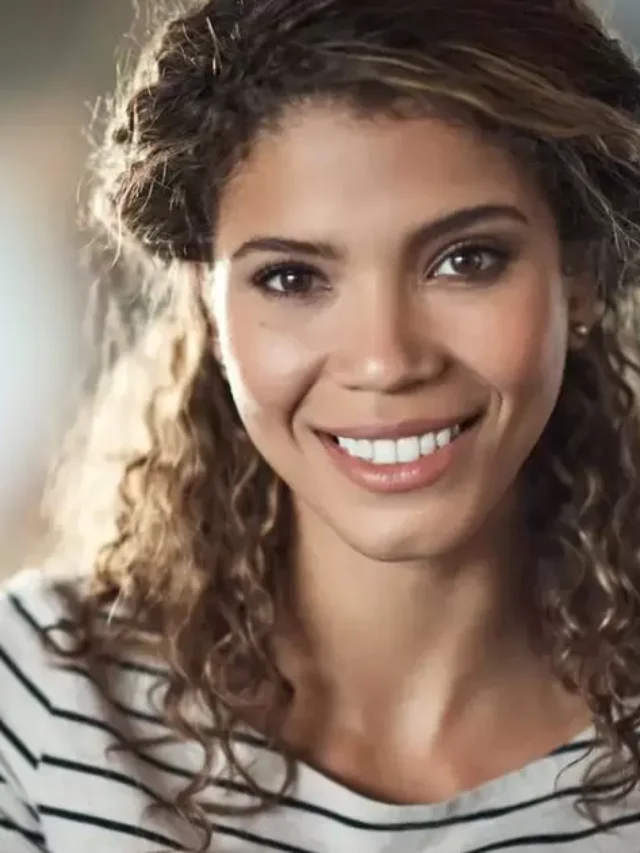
[244,723,597,824]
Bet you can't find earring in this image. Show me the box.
[569,322,590,349]
[572,322,590,339]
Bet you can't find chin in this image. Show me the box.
[335,515,479,564]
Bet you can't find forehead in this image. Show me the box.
[216,102,554,246]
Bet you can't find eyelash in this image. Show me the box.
[251,262,328,300]
[250,241,514,301]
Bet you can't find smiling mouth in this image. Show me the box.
[322,411,483,466]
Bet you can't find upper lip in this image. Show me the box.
[321,411,483,441]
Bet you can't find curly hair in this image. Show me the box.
[43,0,640,849]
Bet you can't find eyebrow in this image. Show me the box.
[229,204,530,263]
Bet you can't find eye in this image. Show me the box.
[430,245,510,281]
[251,262,327,298]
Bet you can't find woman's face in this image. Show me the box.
[209,103,577,561]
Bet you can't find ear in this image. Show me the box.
[563,244,600,347]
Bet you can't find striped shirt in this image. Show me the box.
[1,568,639,852]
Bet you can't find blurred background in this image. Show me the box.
[0,0,637,576]
[0,0,144,570]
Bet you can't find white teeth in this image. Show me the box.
[419,432,436,455]
[435,428,453,448]
[356,439,374,460]
[397,436,420,463]
[372,439,397,465]
[335,423,464,465]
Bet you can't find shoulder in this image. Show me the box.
[0,564,163,768]
[0,565,89,807]
[0,565,87,719]
[0,569,196,849]
[0,563,97,734]
[0,564,168,730]
[0,563,87,650]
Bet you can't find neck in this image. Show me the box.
[276,497,542,740]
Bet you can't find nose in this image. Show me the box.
[331,284,449,393]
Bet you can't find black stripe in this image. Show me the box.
[39,759,307,853]
[548,739,598,757]
[0,643,51,712]
[103,657,167,679]
[0,769,40,825]
[24,802,40,827]
[41,755,166,808]
[38,806,182,849]
[9,592,166,679]
[0,639,160,762]
[54,662,164,726]
[42,708,197,784]
[7,593,43,636]
[466,808,640,853]
[42,753,315,848]
[47,706,142,754]
[211,820,315,853]
[233,738,624,832]
[34,691,267,789]
[0,718,37,769]
[0,815,45,846]
[212,774,611,833]
[9,593,168,724]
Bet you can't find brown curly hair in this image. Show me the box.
[43,0,640,849]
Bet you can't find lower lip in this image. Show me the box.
[319,423,479,495]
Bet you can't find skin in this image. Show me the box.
[205,103,594,803]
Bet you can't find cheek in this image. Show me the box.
[454,272,569,404]
[219,295,322,427]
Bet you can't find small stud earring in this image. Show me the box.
[569,322,591,349]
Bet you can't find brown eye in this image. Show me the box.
[432,246,509,280]
[252,263,324,297]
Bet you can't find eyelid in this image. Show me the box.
[252,257,327,275]
[250,258,331,297]
[424,235,516,278]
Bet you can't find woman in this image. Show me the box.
[1,0,640,850]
